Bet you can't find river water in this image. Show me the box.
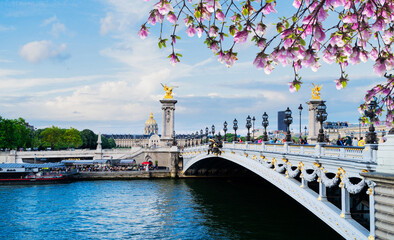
[0,178,342,240]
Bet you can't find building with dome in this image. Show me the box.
[144,112,158,136]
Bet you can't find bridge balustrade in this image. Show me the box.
[181,142,379,239]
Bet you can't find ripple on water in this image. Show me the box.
[0,179,342,240]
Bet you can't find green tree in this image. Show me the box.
[108,138,116,148]
[80,129,97,149]
[40,126,63,149]
[0,117,31,149]
[63,127,82,149]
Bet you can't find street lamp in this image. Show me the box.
[252,116,256,141]
[304,126,307,137]
[223,121,228,142]
[364,97,378,144]
[200,129,203,145]
[262,112,269,141]
[284,107,293,142]
[211,125,215,138]
[205,127,209,143]
[298,104,303,137]
[246,115,252,141]
[191,133,195,146]
[316,102,328,143]
[233,118,238,142]
[358,117,362,139]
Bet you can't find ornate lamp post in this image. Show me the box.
[298,104,303,137]
[233,118,238,142]
[304,126,307,137]
[200,129,203,145]
[365,97,378,144]
[205,127,209,143]
[223,121,228,142]
[246,115,252,141]
[358,117,362,139]
[262,112,269,141]
[192,133,195,146]
[284,107,293,142]
[211,125,215,138]
[316,102,328,143]
[252,116,256,141]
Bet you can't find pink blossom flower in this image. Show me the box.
[334,76,348,90]
[253,53,265,69]
[262,3,277,15]
[264,63,274,74]
[293,0,301,8]
[362,2,374,18]
[257,38,267,50]
[196,27,204,38]
[209,26,219,38]
[313,24,325,43]
[217,51,224,63]
[322,46,336,64]
[154,0,174,15]
[169,53,179,66]
[343,13,357,23]
[283,38,294,49]
[373,58,387,76]
[138,25,149,39]
[317,8,328,22]
[210,41,219,53]
[167,12,177,24]
[255,23,266,36]
[223,52,238,68]
[330,35,345,47]
[186,25,196,37]
[184,17,192,27]
[234,29,248,44]
[216,10,225,21]
[369,48,378,60]
[371,17,386,32]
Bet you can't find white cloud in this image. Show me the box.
[0,24,15,32]
[41,16,57,26]
[100,13,116,35]
[51,22,66,37]
[19,40,67,63]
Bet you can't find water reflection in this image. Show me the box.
[0,179,342,240]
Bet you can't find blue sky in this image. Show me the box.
[0,0,389,135]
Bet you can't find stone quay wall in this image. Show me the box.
[72,171,171,180]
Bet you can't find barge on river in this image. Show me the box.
[0,163,77,184]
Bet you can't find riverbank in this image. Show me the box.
[71,170,171,180]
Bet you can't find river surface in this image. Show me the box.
[0,178,342,240]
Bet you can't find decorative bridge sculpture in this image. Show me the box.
[181,142,378,240]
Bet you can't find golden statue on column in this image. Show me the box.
[311,83,322,100]
[161,83,178,99]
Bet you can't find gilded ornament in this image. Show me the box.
[161,83,178,99]
[311,83,322,100]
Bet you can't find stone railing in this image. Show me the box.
[222,142,377,163]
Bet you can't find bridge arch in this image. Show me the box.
[182,150,370,240]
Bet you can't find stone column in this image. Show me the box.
[160,99,177,147]
[318,179,327,201]
[340,183,351,219]
[306,100,325,144]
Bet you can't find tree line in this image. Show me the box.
[0,116,116,150]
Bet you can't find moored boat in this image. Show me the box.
[0,163,77,184]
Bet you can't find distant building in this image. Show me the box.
[277,111,286,132]
[144,112,158,136]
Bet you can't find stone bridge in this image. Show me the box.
[181,142,380,240]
